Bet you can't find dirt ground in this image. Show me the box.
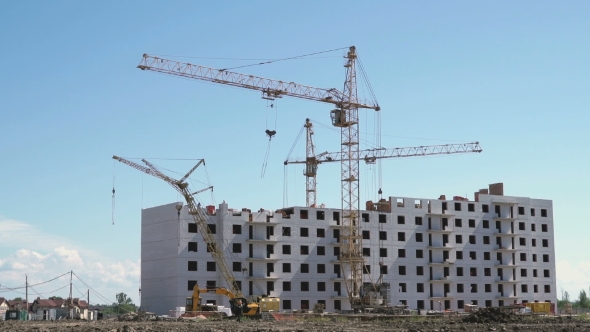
[2,314,590,332]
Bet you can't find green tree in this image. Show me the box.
[100,293,137,315]
[12,297,23,301]
[116,293,133,306]
[105,292,136,314]
[558,290,570,309]
[578,289,590,308]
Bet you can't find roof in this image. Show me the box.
[7,300,30,310]
[34,298,89,309]
[35,299,65,308]
[68,298,88,309]
[0,297,7,306]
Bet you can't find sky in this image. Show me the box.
[1,0,589,305]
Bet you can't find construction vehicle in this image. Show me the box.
[112,156,280,318]
[525,302,551,314]
[185,285,279,318]
[464,304,479,313]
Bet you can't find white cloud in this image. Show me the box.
[0,218,140,305]
[11,262,27,270]
[54,246,84,266]
[557,260,590,299]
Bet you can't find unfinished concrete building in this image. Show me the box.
[140,183,557,315]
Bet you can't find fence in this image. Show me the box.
[556,308,590,315]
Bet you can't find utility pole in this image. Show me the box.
[69,271,73,302]
[25,274,28,316]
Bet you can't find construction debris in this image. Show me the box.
[462,307,518,323]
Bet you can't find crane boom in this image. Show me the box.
[137,54,379,110]
[283,121,482,207]
[285,142,483,165]
[112,156,243,297]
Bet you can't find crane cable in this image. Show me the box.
[112,160,116,225]
[219,46,349,71]
[261,100,278,178]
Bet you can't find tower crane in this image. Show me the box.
[137,47,379,307]
[284,119,483,207]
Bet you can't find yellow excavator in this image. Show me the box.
[185,284,279,318]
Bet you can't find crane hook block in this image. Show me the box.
[265,130,277,138]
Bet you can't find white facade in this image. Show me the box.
[141,186,557,315]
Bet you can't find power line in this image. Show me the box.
[0,282,26,292]
[72,272,113,305]
[0,272,69,290]
[72,283,88,300]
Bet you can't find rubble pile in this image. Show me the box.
[462,307,518,323]
[117,312,155,322]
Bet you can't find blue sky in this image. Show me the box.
[1,1,588,305]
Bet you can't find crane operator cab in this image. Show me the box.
[330,109,346,127]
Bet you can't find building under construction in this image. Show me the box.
[140,182,557,315]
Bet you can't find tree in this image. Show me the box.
[12,297,23,301]
[101,292,136,315]
[558,290,570,309]
[578,289,590,308]
[116,293,133,306]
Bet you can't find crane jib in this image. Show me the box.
[138,54,379,110]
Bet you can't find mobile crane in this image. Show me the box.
[112,156,280,317]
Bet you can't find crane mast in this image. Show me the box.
[112,156,243,297]
[137,46,379,308]
[334,46,363,303]
[303,118,318,208]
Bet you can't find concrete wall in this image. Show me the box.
[141,202,183,315]
[141,193,557,315]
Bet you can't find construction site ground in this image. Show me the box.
[2,310,590,332]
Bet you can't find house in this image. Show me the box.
[31,297,92,320]
[6,300,31,320]
[69,298,91,320]
[7,300,30,311]
[0,297,9,320]
[31,298,66,320]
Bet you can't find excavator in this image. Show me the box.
[184,285,279,318]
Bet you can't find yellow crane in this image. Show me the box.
[112,156,280,316]
[111,157,241,294]
[285,119,483,207]
[136,47,379,307]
